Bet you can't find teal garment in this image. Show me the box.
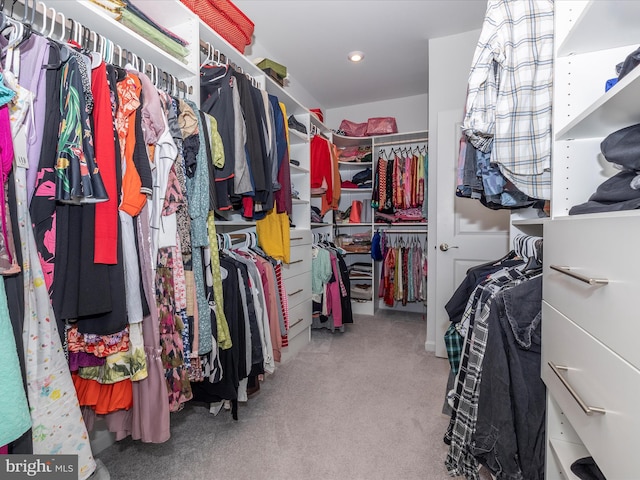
[184,99,209,248]
[184,99,212,355]
[0,73,16,108]
[422,153,428,219]
[311,247,332,295]
[0,279,31,445]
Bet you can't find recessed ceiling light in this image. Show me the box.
[348,51,365,62]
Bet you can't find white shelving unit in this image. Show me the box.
[331,131,428,316]
[543,2,640,478]
[56,0,198,78]
[331,134,375,315]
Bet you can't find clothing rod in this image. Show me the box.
[376,229,428,234]
[374,137,429,147]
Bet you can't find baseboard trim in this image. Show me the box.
[424,339,435,352]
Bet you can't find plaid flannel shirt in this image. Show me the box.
[462,0,554,200]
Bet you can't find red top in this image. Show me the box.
[92,62,118,264]
[310,135,332,202]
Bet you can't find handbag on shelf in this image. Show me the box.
[310,108,324,122]
[339,119,368,137]
[366,117,398,136]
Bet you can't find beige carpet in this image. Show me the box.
[96,310,465,480]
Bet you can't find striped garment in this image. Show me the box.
[462,0,554,200]
[445,269,526,479]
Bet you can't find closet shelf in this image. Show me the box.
[288,129,309,143]
[56,1,197,77]
[338,161,372,167]
[549,438,590,480]
[311,222,331,228]
[334,223,372,227]
[341,188,372,193]
[511,218,550,226]
[556,63,640,140]
[557,1,640,57]
[213,220,257,226]
[292,199,309,205]
[374,222,427,227]
[332,133,373,147]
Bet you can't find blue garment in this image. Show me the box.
[0,279,31,445]
[476,148,505,196]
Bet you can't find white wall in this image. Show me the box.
[242,43,324,110]
[325,94,428,133]
[425,28,480,352]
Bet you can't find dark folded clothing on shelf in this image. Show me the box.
[288,115,307,134]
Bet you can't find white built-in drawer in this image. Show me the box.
[541,302,640,479]
[287,300,311,339]
[543,215,640,369]
[283,272,311,309]
[289,229,311,247]
[281,245,311,279]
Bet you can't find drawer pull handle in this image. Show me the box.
[548,362,606,416]
[290,317,305,328]
[289,259,303,265]
[291,237,303,241]
[288,289,303,297]
[549,265,608,285]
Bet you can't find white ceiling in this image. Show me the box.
[233,0,487,109]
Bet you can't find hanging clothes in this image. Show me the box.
[444,240,545,480]
[310,238,352,331]
[373,145,428,223]
[462,0,553,201]
[378,234,427,307]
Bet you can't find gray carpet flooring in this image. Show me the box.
[96,310,459,480]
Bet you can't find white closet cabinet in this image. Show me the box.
[543,2,640,477]
[332,133,375,315]
[331,131,428,316]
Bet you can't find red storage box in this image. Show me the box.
[181,0,254,53]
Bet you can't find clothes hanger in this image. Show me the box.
[114,43,123,67]
[19,0,29,25]
[199,41,211,69]
[56,11,65,42]
[0,12,7,34]
[34,1,46,35]
[206,49,229,83]
[88,30,102,68]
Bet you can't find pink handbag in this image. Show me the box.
[339,119,368,137]
[366,117,398,136]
